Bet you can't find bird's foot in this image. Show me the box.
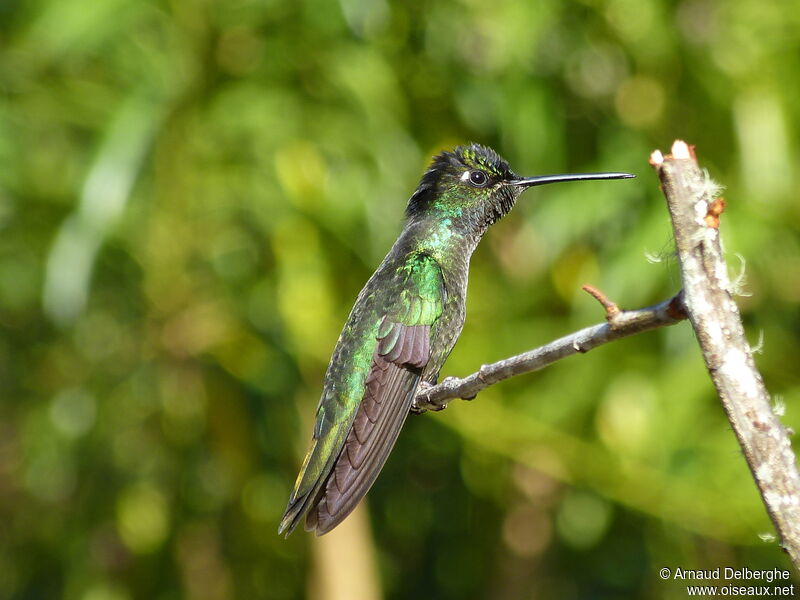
[411,381,447,414]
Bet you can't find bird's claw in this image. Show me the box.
[411,381,447,414]
[410,402,427,415]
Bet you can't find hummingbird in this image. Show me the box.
[279,144,633,536]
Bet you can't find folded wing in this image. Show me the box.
[307,321,430,533]
[278,252,445,536]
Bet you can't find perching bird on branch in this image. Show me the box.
[279,144,634,536]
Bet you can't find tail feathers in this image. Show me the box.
[278,488,313,537]
[278,436,340,537]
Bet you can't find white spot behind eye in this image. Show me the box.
[460,171,471,182]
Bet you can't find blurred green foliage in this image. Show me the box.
[1,0,799,598]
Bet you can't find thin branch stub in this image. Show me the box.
[582,284,622,323]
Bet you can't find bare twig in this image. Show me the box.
[653,140,800,569]
[581,284,621,320]
[413,291,687,411]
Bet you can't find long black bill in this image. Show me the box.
[511,172,635,188]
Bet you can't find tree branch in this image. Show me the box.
[652,140,800,569]
[413,140,800,569]
[413,291,687,411]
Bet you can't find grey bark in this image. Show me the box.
[653,140,800,569]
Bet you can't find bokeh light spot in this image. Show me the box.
[116,483,170,554]
[50,387,96,438]
[615,75,665,127]
[503,503,552,557]
[555,490,612,550]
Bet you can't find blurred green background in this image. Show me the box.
[1,0,799,598]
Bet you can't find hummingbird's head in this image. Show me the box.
[406,143,633,233]
[406,144,516,227]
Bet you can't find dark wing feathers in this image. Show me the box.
[280,252,445,537]
[379,319,429,367]
[306,323,431,534]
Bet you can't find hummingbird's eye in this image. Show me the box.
[468,170,488,186]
